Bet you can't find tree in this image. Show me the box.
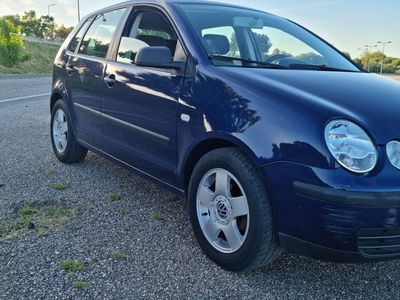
[2,15,21,28]
[296,52,325,65]
[229,34,239,57]
[229,33,272,59]
[253,33,272,58]
[359,51,400,73]
[342,51,351,59]
[55,25,74,40]
[39,15,56,39]
[0,17,25,66]
[4,10,75,41]
[21,10,40,37]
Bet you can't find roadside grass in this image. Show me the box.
[45,169,57,176]
[0,204,75,241]
[60,259,85,272]
[119,181,130,189]
[73,281,89,290]
[111,251,127,261]
[52,182,69,191]
[166,195,180,203]
[151,212,164,221]
[0,41,60,75]
[108,192,122,202]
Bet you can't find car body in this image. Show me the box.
[51,0,400,270]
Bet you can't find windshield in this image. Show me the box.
[176,4,360,72]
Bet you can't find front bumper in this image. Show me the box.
[260,162,400,262]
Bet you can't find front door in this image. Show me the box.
[102,8,187,186]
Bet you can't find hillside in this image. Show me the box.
[0,41,60,75]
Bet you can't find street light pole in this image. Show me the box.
[377,41,392,74]
[48,4,56,16]
[365,44,377,72]
[358,48,365,59]
[77,0,81,22]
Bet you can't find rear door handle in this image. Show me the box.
[66,64,74,75]
[104,74,117,87]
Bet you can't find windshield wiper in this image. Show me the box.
[288,64,359,72]
[209,55,288,69]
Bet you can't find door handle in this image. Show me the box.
[104,74,117,87]
[66,64,74,75]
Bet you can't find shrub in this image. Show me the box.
[0,18,24,67]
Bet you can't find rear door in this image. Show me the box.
[65,8,127,149]
[102,7,187,185]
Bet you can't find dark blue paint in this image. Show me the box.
[102,62,182,185]
[51,0,400,261]
[65,55,106,149]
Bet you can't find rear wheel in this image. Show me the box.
[51,99,87,164]
[188,147,281,271]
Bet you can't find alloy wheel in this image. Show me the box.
[52,109,68,153]
[196,168,250,253]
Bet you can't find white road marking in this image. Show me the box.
[0,92,51,103]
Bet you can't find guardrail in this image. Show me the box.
[22,36,63,46]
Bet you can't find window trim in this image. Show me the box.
[72,7,130,61]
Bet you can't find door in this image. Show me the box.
[102,8,187,185]
[65,8,127,148]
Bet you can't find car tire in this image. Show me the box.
[188,147,281,271]
[51,99,87,164]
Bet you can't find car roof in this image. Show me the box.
[84,0,267,19]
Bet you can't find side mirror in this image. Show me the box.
[134,46,183,69]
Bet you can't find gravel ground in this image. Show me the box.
[1,76,400,299]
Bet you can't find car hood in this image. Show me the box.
[220,68,400,144]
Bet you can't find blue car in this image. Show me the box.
[50,0,400,271]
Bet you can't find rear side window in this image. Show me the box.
[79,8,126,58]
[68,19,92,52]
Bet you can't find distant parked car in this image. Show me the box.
[50,0,400,271]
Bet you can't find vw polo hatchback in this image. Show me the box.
[50,0,400,271]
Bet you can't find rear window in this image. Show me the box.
[68,19,92,52]
[79,8,126,58]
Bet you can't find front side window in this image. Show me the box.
[177,4,359,72]
[79,8,126,58]
[117,10,180,64]
[68,19,92,52]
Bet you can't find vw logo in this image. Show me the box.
[216,201,229,219]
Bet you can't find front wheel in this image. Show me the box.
[188,148,281,271]
[51,99,87,164]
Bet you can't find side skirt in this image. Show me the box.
[78,139,185,198]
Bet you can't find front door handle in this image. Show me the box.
[104,74,117,87]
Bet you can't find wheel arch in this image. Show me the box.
[180,134,260,194]
[50,92,63,111]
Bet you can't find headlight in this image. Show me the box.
[386,141,400,170]
[324,120,378,173]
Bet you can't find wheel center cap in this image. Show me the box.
[212,195,232,225]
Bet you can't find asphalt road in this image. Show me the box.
[1,75,400,299]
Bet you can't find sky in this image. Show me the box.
[1,0,399,58]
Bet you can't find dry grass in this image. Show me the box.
[384,74,400,81]
[0,204,75,241]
